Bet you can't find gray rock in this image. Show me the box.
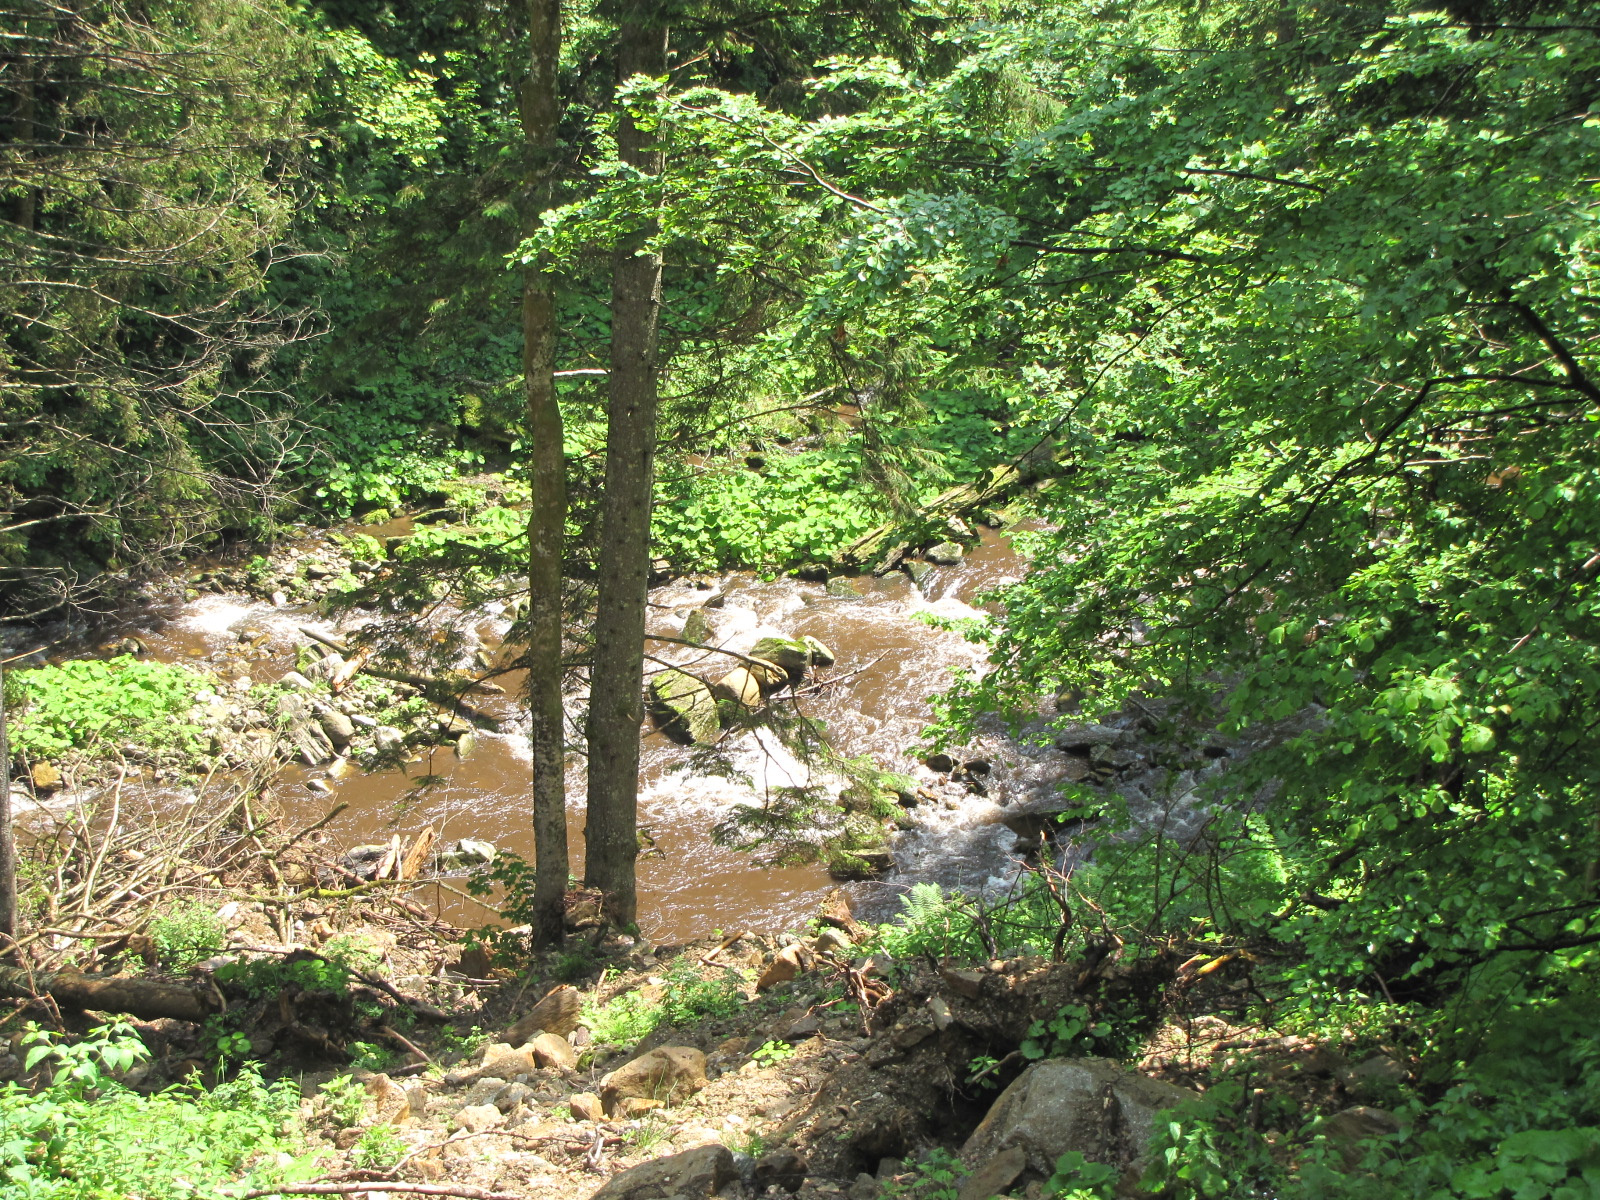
[277,671,314,690]
[926,541,965,565]
[591,1144,736,1200]
[958,1146,1026,1200]
[800,635,835,667]
[962,1057,1198,1174]
[826,577,862,598]
[463,1077,509,1107]
[315,705,355,747]
[374,725,406,754]
[754,1148,807,1193]
[1051,723,1127,752]
[904,560,935,585]
[349,712,378,728]
[302,652,345,682]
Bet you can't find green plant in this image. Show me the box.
[752,1040,795,1067]
[352,1123,407,1171]
[9,656,206,760]
[626,1114,672,1154]
[436,1024,490,1061]
[1044,1152,1117,1200]
[0,1023,310,1198]
[148,900,226,969]
[883,1148,966,1200]
[725,1129,767,1158]
[582,989,663,1047]
[659,962,745,1026]
[349,1040,399,1072]
[320,1074,367,1128]
[1020,1004,1108,1061]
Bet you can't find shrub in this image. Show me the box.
[9,655,205,760]
[148,900,227,968]
[582,989,663,1047]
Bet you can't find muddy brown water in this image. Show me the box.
[107,524,1074,943]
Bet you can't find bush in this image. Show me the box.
[8,656,204,760]
[148,900,227,968]
[0,1022,309,1198]
[582,989,662,1047]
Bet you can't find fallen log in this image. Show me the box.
[298,627,502,729]
[0,964,221,1023]
[841,462,1022,569]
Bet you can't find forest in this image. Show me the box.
[1,0,1598,1196]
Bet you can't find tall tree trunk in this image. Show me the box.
[521,0,567,947]
[584,10,668,929]
[0,657,16,951]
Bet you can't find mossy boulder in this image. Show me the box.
[750,636,811,677]
[800,635,835,667]
[682,608,712,645]
[650,669,719,745]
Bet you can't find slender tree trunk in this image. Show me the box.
[521,0,567,947]
[584,10,668,929]
[0,657,16,951]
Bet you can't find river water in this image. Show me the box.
[110,526,1085,943]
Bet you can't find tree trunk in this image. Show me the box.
[584,10,668,929]
[0,965,221,1023]
[521,0,567,948]
[0,657,15,951]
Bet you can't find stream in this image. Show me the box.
[50,525,1098,944]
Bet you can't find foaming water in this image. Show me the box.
[122,525,1074,941]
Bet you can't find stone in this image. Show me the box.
[650,668,719,745]
[800,636,836,667]
[826,577,862,598]
[504,984,581,1043]
[618,1096,663,1118]
[1051,723,1127,752]
[569,1092,604,1122]
[590,1144,737,1200]
[927,997,953,1032]
[463,1076,510,1107]
[455,730,477,759]
[939,967,985,999]
[277,671,314,690]
[958,1146,1027,1200]
[783,1013,821,1042]
[904,560,935,585]
[745,657,788,690]
[682,608,712,645]
[315,705,355,747]
[302,652,345,682]
[451,1103,503,1133]
[600,1046,708,1116]
[479,1043,537,1079]
[849,1172,878,1200]
[1321,1105,1400,1147]
[926,541,965,565]
[374,725,406,754]
[494,1081,536,1114]
[1341,1054,1408,1090]
[814,927,853,955]
[962,1057,1199,1175]
[757,943,809,991]
[451,838,497,867]
[712,667,762,710]
[29,762,61,791]
[528,1031,578,1071]
[925,752,956,773]
[749,636,811,676]
[892,1020,935,1049]
[754,1148,807,1193]
[365,1072,410,1124]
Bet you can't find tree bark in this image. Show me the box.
[584,10,668,929]
[0,657,15,951]
[0,965,221,1023]
[521,0,568,948]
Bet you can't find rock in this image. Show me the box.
[927,997,953,1032]
[712,667,762,710]
[30,762,61,792]
[904,560,935,585]
[305,778,333,796]
[814,927,853,955]
[452,1103,503,1133]
[349,712,377,728]
[925,752,956,773]
[451,838,497,867]
[365,1072,411,1124]
[277,671,314,690]
[926,541,965,565]
[591,1145,736,1200]
[783,1013,821,1042]
[599,1046,708,1116]
[756,943,809,991]
[849,1173,877,1200]
[650,668,719,745]
[315,706,355,747]
[618,1096,663,1118]
[569,1092,604,1122]
[939,967,985,999]
[892,1020,936,1049]
[957,1146,1027,1200]
[800,636,836,667]
[826,577,862,598]
[755,1148,807,1193]
[479,1043,537,1079]
[749,636,811,676]
[455,730,477,759]
[464,1076,511,1107]
[1341,1054,1408,1091]
[302,652,345,683]
[1051,723,1127,752]
[494,1081,536,1114]
[745,657,788,690]
[1321,1105,1400,1148]
[962,1057,1199,1174]
[505,984,582,1042]
[529,1031,578,1071]
[374,725,406,754]
[682,608,712,645]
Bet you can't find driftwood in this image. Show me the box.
[0,964,222,1022]
[298,628,504,727]
[841,462,1022,570]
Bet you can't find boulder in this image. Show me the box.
[650,668,719,745]
[438,838,496,870]
[682,608,712,645]
[451,1103,503,1133]
[569,1092,604,1122]
[1051,723,1127,752]
[926,541,965,565]
[504,984,581,1043]
[750,637,811,677]
[30,762,61,792]
[962,1057,1198,1175]
[302,652,345,683]
[528,1031,577,1071]
[373,725,406,754]
[1320,1106,1400,1163]
[315,705,355,747]
[800,635,836,667]
[479,1043,537,1079]
[600,1046,708,1116]
[591,1145,737,1200]
[958,1146,1027,1200]
[756,943,809,991]
[826,577,862,598]
[755,1148,808,1193]
[746,657,788,690]
[712,667,762,710]
[905,560,935,586]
